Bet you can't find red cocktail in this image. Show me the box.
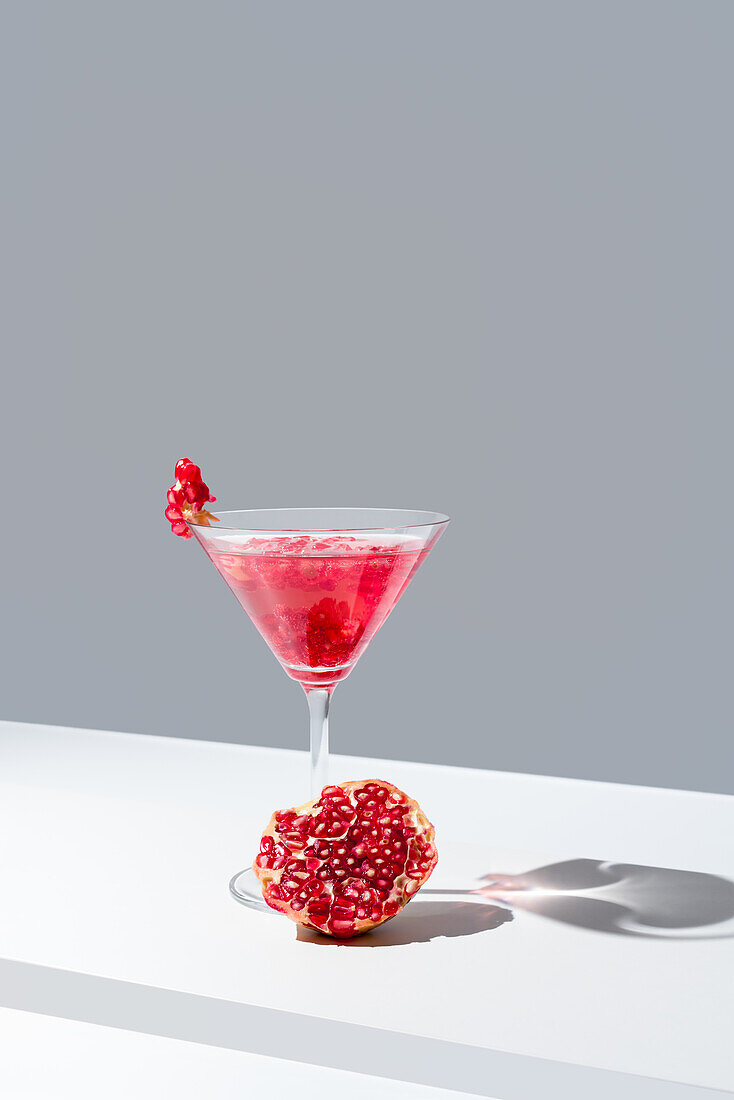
[206,534,427,687]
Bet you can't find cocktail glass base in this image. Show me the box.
[229,867,274,915]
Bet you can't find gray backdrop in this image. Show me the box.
[3,2,732,794]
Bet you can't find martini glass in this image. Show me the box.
[187,507,448,912]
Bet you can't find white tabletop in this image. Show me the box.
[1,720,732,1098]
[0,1008,473,1100]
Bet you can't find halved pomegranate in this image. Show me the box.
[253,780,438,938]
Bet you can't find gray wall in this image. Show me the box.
[3,2,732,794]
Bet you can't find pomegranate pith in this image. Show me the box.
[253,780,438,938]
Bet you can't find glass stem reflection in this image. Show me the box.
[306,687,332,797]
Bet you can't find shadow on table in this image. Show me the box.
[299,859,734,947]
[430,859,734,941]
[297,899,513,947]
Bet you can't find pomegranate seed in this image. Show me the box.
[175,458,200,482]
[253,780,438,939]
[329,919,355,936]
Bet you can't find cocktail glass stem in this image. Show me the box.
[306,687,332,797]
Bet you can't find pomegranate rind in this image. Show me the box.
[253,780,438,938]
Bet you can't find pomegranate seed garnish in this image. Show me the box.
[253,780,438,939]
[165,457,219,539]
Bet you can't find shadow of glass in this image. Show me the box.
[297,900,513,947]
[427,859,734,940]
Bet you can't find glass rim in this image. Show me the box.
[187,506,450,534]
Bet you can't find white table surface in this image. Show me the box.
[1,720,732,1098]
[0,1007,474,1100]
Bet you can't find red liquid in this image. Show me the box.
[207,535,427,687]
